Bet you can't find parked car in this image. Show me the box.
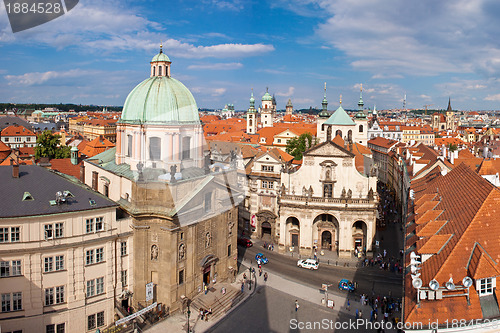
[338,279,356,292]
[255,253,269,264]
[237,237,253,247]
[297,258,319,270]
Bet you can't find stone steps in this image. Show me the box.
[191,287,243,321]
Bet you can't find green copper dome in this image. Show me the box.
[120,76,199,124]
[324,105,355,125]
[262,91,272,101]
[151,51,171,63]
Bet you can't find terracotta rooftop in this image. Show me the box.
[404,163,500,325]
[1,124,36,137]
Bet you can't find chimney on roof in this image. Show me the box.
[11,159,19,178]
[80,163,85,183]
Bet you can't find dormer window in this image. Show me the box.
[478,277,494,296]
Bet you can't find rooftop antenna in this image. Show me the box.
[403,92,407,111]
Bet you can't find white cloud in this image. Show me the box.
[212,88,227,96]
[353,83,374,93]
[1,0,273,59]
[280,0,500,78]
[275,86,295,97]
[187,63,243,70]
[5,69,100,86]
[484,94,500,101]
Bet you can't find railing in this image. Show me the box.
[280,195,372,204]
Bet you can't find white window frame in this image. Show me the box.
[86,250,94,265]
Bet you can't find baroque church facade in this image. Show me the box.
[83,47,241,314]
[242,86,378,258]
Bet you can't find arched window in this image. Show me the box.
[182,137,191,159]
[153,66,155,76]
[159,66,162,76]
[348,130,353,142]
[249,119,253,126]
[359,125,363,133]
[335,129,342,138]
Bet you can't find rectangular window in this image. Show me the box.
[179,269,184,285]
[85,219,94,233]
[86,250,94,265]
[120,241,127,256]
[261,165,274,172]
[55,286,64,304]
[55,256,64,271]
[87,314,96,330]
[97,311,105,327]
[54,223,63,238]
[96,277,104,295]
[10,227,20,242]
[182,137,191,160]
[268,181,274,189]
[1,293,10,312]
[44,224,53,239]
[12,292,22,311]
[121,270,127,287]
[96,248,104,263]
[262,181,268,189]
[56,323,65,333]
[45,288,54,306]
[44,257,53,273]
[86,280,95,297]
[95,217,104,231]
[228,244,232,257]
[480,278,493,296]
[127,135,133,157]
[0,228,9,242]
[149,137,161,161]
[1,261,10,277]
[12,260,21,276]
[46,324,55,333]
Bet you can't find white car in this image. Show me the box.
[297,259,319,270]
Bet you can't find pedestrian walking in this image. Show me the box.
[259,267,262,276]
[241,282,244,292]
[295,300,299,311]
[264,272,268,282]
[347,299,350,311]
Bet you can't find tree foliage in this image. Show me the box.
[35,130,71,159]
[285,132,317,160]
[447,143,458,152]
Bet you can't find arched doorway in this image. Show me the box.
[261,222,272,241]
[321,231,332,249]
[286,216,300,250]
[313,214,339,253]
[352,221,367,256]
[256,210,277,242]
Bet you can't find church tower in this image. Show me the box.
[260,88,276,127]
[246,90,257,134]
[317,82,331,142]
[445,97,455,131]
[286,99,293,115]
[353,85,368,145]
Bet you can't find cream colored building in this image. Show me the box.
[0,164,132,333]
[278,140,378,257]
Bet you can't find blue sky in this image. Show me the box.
[1,0,500,111]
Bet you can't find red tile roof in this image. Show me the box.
[1,125,36,137]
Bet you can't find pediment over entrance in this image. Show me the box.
[200,254,218,267]
[256,210,277,222]
[305,141,355,158]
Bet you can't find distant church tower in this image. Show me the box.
[246,90,257,134]
[260,88,276,127]
[316,82,331,141]
[353,85,368,145]
[445,97,455,131]
[286,99,293,115]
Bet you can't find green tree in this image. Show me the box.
[285,132,317,160]
[447,143,458,152]
[35,130,71,159]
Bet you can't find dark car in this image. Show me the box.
[237,237,253,247]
